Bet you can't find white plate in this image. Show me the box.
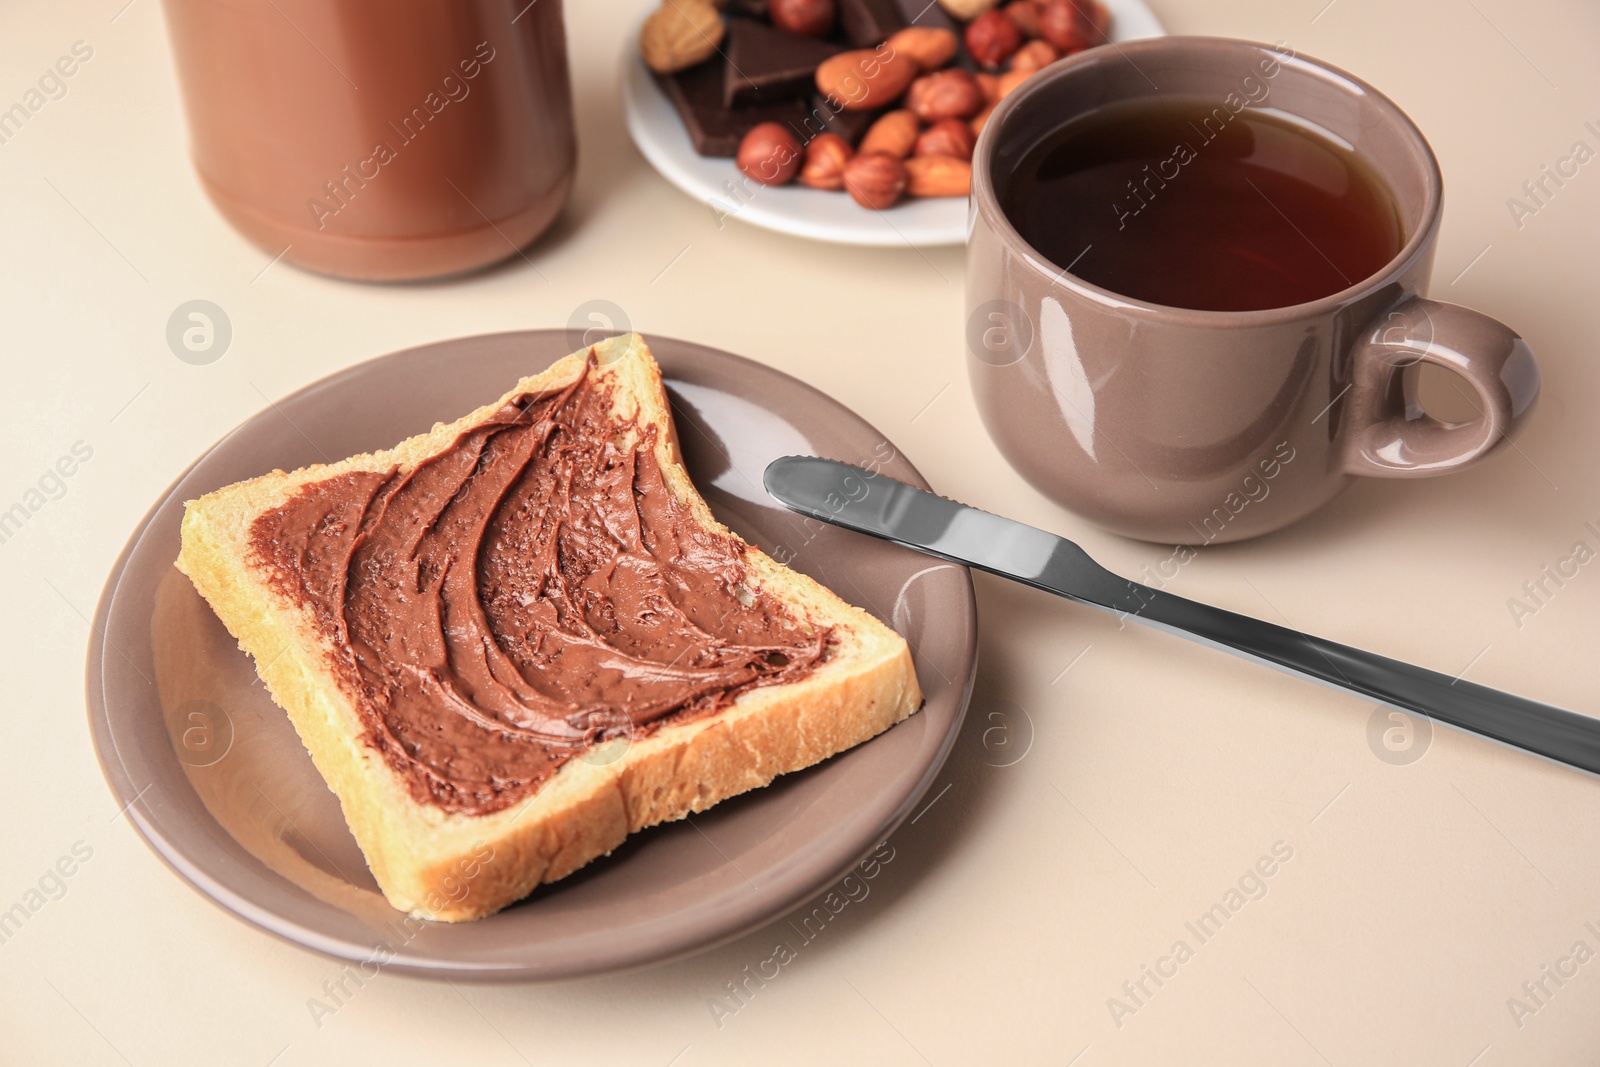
[621,0,1167,247]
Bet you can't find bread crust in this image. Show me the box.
[175,334,922,921]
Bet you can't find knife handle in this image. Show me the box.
[1124,585,1600,776]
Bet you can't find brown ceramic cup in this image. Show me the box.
[967,37,1539,544]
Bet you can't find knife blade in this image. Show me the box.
[764,455,1600,777]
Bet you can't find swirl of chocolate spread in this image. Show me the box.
[250,361,828,815]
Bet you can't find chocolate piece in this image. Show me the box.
[894,0,957,31]
[786,96,836,144]
[817,96,882,144]
[728,0,769,16]
[838,0,906,45]
[657,61,814,156]
[251,358,829,816]
[725,18,845,107]
[785,94,882,146]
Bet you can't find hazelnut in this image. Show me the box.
[1002,0,1043,39]
[1038,0,1109,54]
[975,71,1002,103]
[770,0,835,37]
[914,117,976,161]
[842,151,909,209]
[906,69,984,122]
[1009,38,1059,75]
[965,10,1022,69]
[798,132,854,189]
[737,122,803,185]
[859,109,921,159]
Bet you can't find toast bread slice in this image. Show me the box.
[175,334,922,920]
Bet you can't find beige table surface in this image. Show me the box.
[4,0,1599,1063]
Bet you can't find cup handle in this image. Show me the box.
[1341,297,1540,478]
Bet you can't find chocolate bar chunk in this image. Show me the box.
[838,0,906,45]
[725,19,845,107]
[780,94,879,146]
[894,0,957,30]
[657,62,815,157]
[785,96,838,144]
[818,97,882,145]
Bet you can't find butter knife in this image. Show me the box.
[763,455,1600,776]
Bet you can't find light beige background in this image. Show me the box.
[3,0,1599,1063]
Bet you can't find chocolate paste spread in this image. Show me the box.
[250,361,829,815]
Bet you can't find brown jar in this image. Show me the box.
[163,0,575,281]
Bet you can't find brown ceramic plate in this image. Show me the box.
[86,331,976,981]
